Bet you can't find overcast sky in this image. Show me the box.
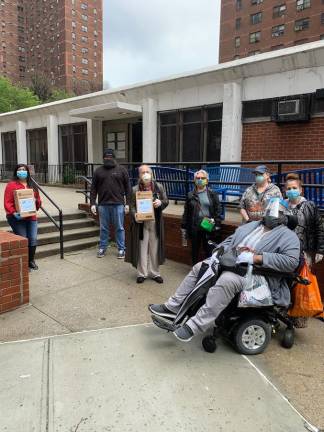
[103,0,221,89]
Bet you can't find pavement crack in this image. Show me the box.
[71,417,88,432]
[31,305,74,333]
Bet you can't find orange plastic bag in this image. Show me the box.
[288,263,324,318]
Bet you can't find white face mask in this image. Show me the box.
[142,172,151,183]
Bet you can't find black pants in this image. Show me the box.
[190,230,213,265]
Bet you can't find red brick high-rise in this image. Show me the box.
[219,0,324,63]
[0,0,103,95]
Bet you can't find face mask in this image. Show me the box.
[255,175,265,185]
[142,173,151,183]
[262,215,286,230]
[195,179,207,187]
[17,170,28,179]
[286,189,300,200]
[103,159,115,168]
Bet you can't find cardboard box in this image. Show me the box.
[14,189,36,217]
[136,191,155,221]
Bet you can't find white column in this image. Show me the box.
[16,120,27,163]
[0,134,2,164]
[87,119,102,163]
[47,115,59,182]
[142,98,157,163]
[220,82,243,162]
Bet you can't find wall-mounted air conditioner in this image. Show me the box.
[271,95,310,123]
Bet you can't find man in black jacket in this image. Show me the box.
[90,149,131,259]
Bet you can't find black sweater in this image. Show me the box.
[90,163,131,206]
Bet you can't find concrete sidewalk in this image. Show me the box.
[0,325,311,432]
[0,247,323,430]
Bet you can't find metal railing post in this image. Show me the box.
[277,161,282,191]
[59,210,64,259]
[185,165,189,196]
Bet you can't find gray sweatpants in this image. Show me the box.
[166,261,245,335]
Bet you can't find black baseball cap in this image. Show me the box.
[103,148,115,158]
[252,165,270,174]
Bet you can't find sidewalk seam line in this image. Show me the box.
[242,354,319,432]
[31,304,74,333]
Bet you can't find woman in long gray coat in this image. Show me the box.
[126,165,169,284]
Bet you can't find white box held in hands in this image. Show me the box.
[135,191,155,221]
[14,189,36,217]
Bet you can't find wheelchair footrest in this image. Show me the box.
[151,314,177,332]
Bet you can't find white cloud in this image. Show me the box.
[103,0,221,88]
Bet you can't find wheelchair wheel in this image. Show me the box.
[281,328,295,349]
[202,336,217,353]
[233,318,271,355]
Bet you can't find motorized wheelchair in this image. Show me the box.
[151,243,309,356]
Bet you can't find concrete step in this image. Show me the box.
[37,226,100,246]
[0,212,87,228]
[37,218,97,234]
[36,236,99,259]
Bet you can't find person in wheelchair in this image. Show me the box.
[149,198,301,343]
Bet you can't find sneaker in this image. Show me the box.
[173,324,194,342]
[153,276,163,284]
[148,304,177,319]
[117,250,125,259]
[97,249,106,258]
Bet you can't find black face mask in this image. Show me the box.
[262,215,287,230]
[103,159,116,168]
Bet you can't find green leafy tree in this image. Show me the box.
[0,76,40,113]
[47,88,75,102]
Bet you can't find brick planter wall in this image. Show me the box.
[242,118,324,170]
[0,232,29,314]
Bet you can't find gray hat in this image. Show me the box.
[252,165,270,174]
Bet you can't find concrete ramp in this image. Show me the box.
[0,325,312,432]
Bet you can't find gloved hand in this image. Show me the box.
[91,205,97,215]
[236,251,254,265]
[124,205,129,214]
[153,199,162,208]
[13,212,22,220]
[315,254,323,264]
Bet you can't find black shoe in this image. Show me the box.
[29,260,39,270]
[148,304,177,319]
[136,276,145,284]
[153,276,163,284]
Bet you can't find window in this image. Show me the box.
[273,4,286,18]
[1,132,17,170]
[250,12,262,24]
[60,124,88,164]
[81,2,88,9]
[72,32,76,40]
[81,47,88,53]
[249,31,261,43]
[159,105,222,163]
[235,18,241,30]
[82,68,88,75]
[321,34,324,40]
[81,14,88,21]
[235,36,240,47]
[72,21,76,28]
[81,58,88,64]
[251,0,263,4]
[296,0,310,10]
[27,128,48,171]
[72,65,76,72]
[321,13,324,25]
[295,18,310,31]
[81,25,87,32]
[236,0,242,11]
[81,36,88,42]
[272,24,285,37]
[94,40,97,47]
[72,43,76,50]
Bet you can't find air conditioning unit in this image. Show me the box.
[271,95,310,123]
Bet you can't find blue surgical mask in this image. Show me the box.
[255,175,265,184]
[195,179,207,187]
[17,170,28,179]
[286,189,300,200]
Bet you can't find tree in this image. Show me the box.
[29,74,53,102]
[47,88,75,102]
[0,76,40,113]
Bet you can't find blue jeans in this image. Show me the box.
[98,204,125,251]
[7,216,38,247]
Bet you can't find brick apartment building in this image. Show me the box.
[219,0,324,62]
[0,0,103,95]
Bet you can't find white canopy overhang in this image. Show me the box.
[69,101,142,121]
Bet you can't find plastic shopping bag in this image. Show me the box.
[288,263,324,318]
[238,265,273,308]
